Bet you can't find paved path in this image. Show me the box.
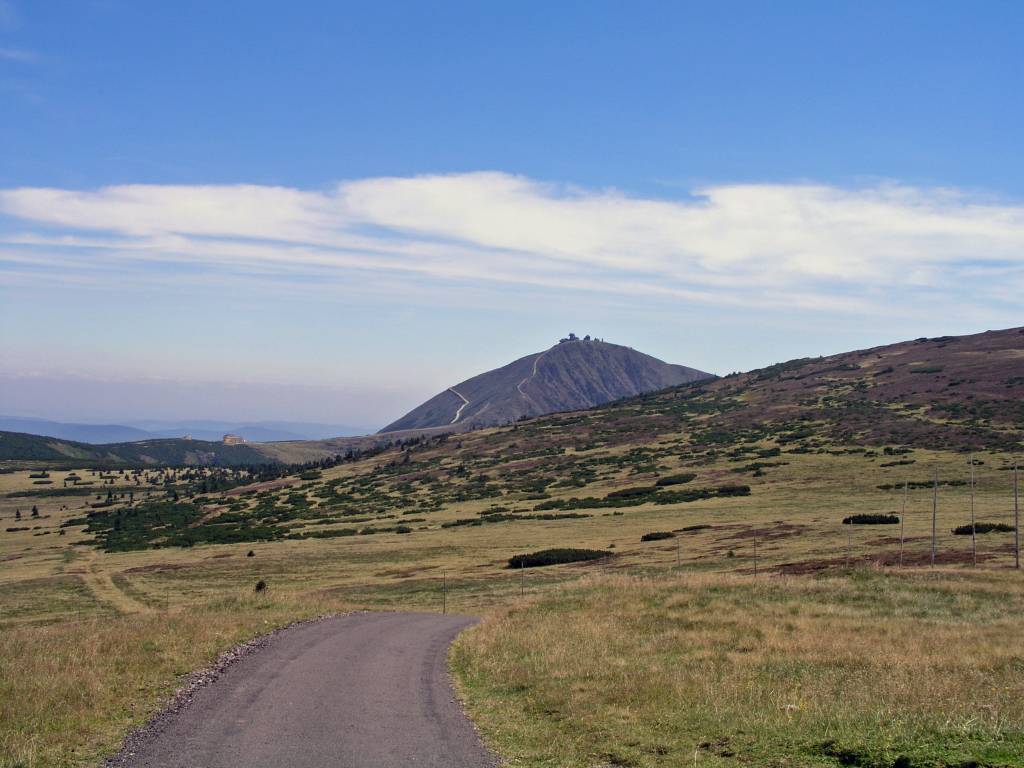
[118,612,497,768]
[516,349,549,409]
[448,387,471,424]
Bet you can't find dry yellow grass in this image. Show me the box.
[0,592,351,768]
[452,569,1024,767]
[1,445,1021,767]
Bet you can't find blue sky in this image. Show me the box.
[1,1,1023,427]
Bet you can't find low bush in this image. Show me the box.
[877,479,966,490]
[606,486,657,499]
[442,517,483,528]
[952,522,1016,535]
[712,484,752,497]
[536,484,750,513]
[843,514,900,525]
[508,548,609,569]
[286,528,358,540]
[641,531,675,542]
[444,511,592,529]
[655,473,696,487]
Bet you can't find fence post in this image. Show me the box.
[1015,463,1020,570]
[752,528,758,577]
[676,538,681,568]
[899,480,907,568]
[846,525,852,570]
[970,454,977,567]
[931,470,938,567]
[442,571,447,615]
[520,560,525,597]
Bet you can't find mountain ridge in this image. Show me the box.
[4,326,1021,468]
[380,338,714,433]
[0,416,371,445]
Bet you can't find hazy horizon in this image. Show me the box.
[2,1,1022,426]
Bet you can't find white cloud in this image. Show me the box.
[2,172,1023,317]
[0,184,332,238]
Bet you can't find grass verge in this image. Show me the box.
[452,569,1024,768]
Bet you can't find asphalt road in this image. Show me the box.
[117,612,498,768]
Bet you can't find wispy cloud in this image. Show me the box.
[2,172,1023,318]
[0,46,35,61]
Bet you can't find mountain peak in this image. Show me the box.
[380,340,713,433]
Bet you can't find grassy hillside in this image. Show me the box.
[16,326,1019,555]
[693,326,1024,451]
[1,326,1022,767]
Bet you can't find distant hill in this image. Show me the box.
[0,431,272,467]
[124,420,373,442]
[0,417,154,445]
[0,417,371,444]
[380,337,714,432]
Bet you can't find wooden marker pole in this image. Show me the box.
[752,529,758,577]
[442,571,447,615]
[931,470,938,567]
[520,560,525,597]
[1015,463,1020,570]
[899,480,907,568]
[676,538,681,568]
[970,454,977,567]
